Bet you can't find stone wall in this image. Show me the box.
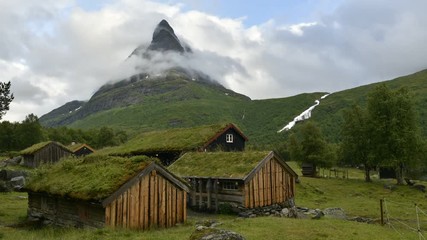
[28,192,105,228]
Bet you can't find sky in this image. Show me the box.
[1,0,427,122]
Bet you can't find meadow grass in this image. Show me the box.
[0,192,28,226]
[1,164,426,239]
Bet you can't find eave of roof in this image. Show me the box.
[202,123,249,149]
[72,143,95,153]
[20,141,72,155]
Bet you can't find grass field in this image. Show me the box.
[1,164,426,239]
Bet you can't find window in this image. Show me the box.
[226,133,233,143]
[222,181,239,190]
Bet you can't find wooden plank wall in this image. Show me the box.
[189,178,244,211]
[244,158,295,208]
[30,144,72,167]
[105,170,187,230]
[27,192,105,228]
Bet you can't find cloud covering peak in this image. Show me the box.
[1,0,427,122]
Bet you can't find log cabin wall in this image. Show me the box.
[186,158,296,211]
[104,170,187,230]
[244,158,295,208]
[27,192,105,228]
[189,178,244,211]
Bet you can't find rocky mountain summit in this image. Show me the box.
[40,20,246,127]
[149,19,186,52]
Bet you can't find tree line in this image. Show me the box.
[0,114,128,154]
[0,81,127,154]
[284,84,427,184]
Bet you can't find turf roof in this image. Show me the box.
[102,123,233,156]
[68,143,95,152]
[20,141,70,155]
[26,154,157,201]
[168,151,272,179]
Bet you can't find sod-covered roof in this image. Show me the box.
[168,151,273,179]
[20,141,71,155]
[68,143,95,153]
[26,155,157,201]
[102,123,243,156]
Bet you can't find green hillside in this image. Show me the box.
[41,67,427,149]
[66,91,325,148]
[311,69,427,142]
[39,69,324,148]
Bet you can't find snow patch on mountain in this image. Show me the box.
[277,93,330,132]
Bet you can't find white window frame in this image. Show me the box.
[226,133,233,143]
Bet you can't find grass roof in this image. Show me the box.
[20,141,70,155]
[68,143,95,152]
[168,151,272,179]
[101,124,230,156]
[26,154,157,201]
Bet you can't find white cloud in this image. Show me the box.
[280,22,318,36]
[1,0,427,122]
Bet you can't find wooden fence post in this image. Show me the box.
[198,180,203,210]
[214,179,219,213]
[380,198,384,225]
[191,178,196,207]
[206,178,212,210]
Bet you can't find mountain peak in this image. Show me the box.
[147,19,185,53]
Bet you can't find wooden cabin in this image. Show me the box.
[26,155,190,229]
[301,162,316,177]
[70,143,95,156]
[20,141,73,168]
[104,123,248,166]
[168,151,297,211]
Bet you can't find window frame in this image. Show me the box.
[225,133,234,143]
[222,181,239,191]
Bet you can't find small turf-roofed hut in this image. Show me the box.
[21,141,73,168]
[168,151,297,210]
[70,143,95,156]
[26,155,190,229]
[104,123,248,166]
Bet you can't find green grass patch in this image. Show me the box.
[26,155,157,200]
[100,124,232,156]
[1,162,426,239]
[169,151,271,178]
[0,211,423,240]
[0,192,28,226]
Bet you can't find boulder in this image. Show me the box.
[195,219,221,228]
[349,216,374,223]
[10,176,25,191]
[0,170,27,181]
[4,156,23,166]
[281,208,289,217]
[190,228,245,240]
[323,207,346,220]
[191,220,245,240]
[288,206,298,218]
[311,209,324,219]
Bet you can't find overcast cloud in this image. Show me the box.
[1,0,427,122]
